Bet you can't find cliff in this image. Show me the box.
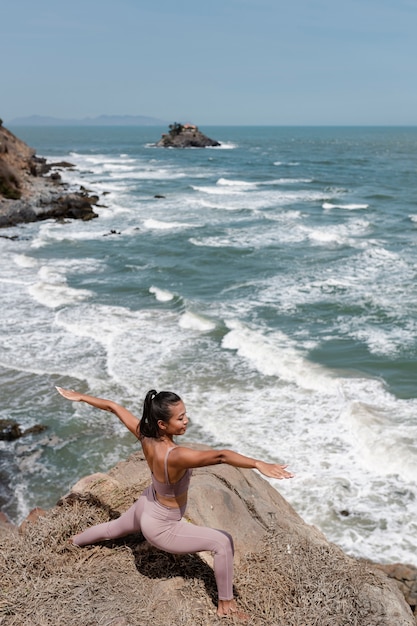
[0,445,415,626]
[0,123,99,228]
[156,123,220,148]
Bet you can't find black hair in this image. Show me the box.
[139,389,182,439]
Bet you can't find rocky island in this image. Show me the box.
[0,122,99,229]
[156,123,220,148]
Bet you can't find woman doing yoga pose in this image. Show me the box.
[56,386,293,619]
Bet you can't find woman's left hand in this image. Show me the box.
[256,461,294,479]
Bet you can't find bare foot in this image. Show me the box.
[68,534,82,546]
[217,599,249,621]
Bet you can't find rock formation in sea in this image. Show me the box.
[0,122,99,228]
[156,122,220,148]
[0,445,415,625]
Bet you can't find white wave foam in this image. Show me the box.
[344,323,415,357]
[342,400,417,482]
[110,168,186,180]
[264,210,302,221]
[305,218,370,247]
[274,161,300,166]
[192,185,245,196]
[30,222,97,249]
[143,218,192,231]
[63,152,187,186]
[189,221,306,249]
[209,142,237,149]
[269,178,313,185]
[191,186,330,211]
[215,177,313,189]
[12,254,38,269]
[191,212,366,250]
[105,163,137,171]
[189,237,227,248]
[307,230,347,245]
[149,286,174,302]
[52,303,216,391]
[222,320,339,393]
[216,178,257,189]
[323,202,369,210]
[28,266,92,308]
[179,312,216,332]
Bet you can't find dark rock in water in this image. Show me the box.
[156,123,220,148]
[23,424,47,436]
[48,161,75,169]
[0,419,22,440]
[0,419,46,440]
[0,194,99,227]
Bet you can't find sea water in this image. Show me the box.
[1,125,416,567]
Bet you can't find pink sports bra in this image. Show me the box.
[151,446,192,498]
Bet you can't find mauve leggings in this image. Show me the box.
[73,485,234,600]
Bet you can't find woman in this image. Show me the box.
[56,386,293,619]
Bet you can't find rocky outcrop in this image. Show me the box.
[0,418,46,441]
[0,445,414,625]
[156,123,220,148]
[373,562,417,618]
[0,124,99,228]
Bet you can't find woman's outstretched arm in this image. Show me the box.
[55,387,140,438]
[170,446,294,480]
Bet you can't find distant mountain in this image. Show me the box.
[7,114,167,127]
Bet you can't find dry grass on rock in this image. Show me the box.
[0,494,399,626]
[237,530,389,626]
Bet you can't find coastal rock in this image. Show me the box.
[1,446,414,625]
[0,419,22,440]
[156,123,220,148]
[0,418,47,440]
[0,124,99,228]
[18,507,48,534]
[372,563,417,619]
[0,124,36,199]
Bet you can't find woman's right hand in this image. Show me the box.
[55,386,83,402]
[55,386,141,437]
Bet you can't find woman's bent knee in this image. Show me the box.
[216,529,234,553]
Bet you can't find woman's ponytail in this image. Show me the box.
[139,389,182,439]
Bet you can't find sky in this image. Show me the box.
[1,0,417,125]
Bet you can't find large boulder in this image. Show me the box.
[64,446,414,625]
[0,445,414,625]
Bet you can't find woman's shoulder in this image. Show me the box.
[142,438,172,464]
[140,436,156,459]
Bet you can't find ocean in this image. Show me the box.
[1,125,416,567]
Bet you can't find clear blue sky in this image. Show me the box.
[2,0,416,125]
